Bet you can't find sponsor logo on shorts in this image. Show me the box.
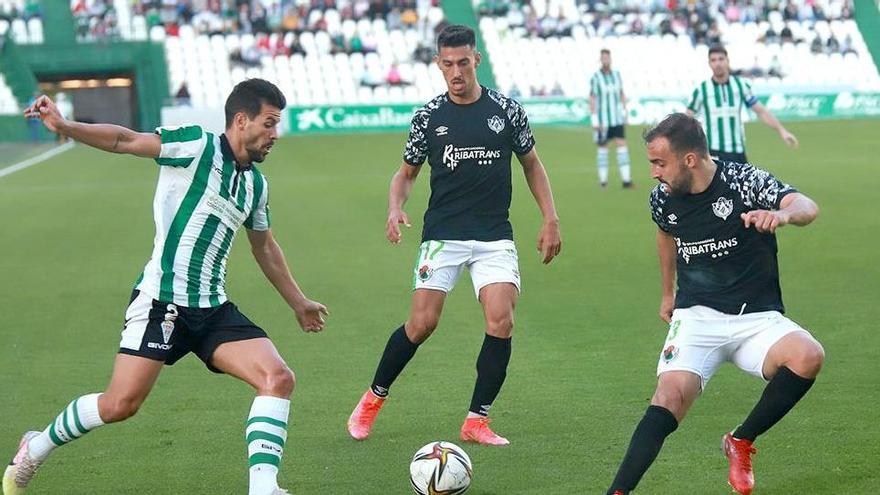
[663,345,678,363]
[418,265,433,282]
[147,342,172,350]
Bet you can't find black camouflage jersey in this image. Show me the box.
[403,86,535,242]
[650,160,798,314]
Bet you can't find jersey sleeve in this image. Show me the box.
[403,106,430,166]
[687,86,702,113]
[153,125,205,167]
[244,173,271,231]
[508,98,536,155]
[738,163,798,210]
[649,185,673,232]
[740,79,758,108]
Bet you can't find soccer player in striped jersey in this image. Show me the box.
[590,49,633,188]
[3,79,327,495]
[687,45,798,163]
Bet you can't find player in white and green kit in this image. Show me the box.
[687,45,798,163]
[4,80,328,495]
[590,48,633,188]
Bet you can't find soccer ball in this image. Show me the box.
[409,441,473,494]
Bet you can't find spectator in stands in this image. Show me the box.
[841,34,857,56]
[386,63,405,86]
[759,25,778,44]
[401,6,419,28]
[175,83,191,106]
[233,4,250,33]
[508,84,522,99]
[768,55,784,78]
[288,34,305,55]
[780,24,795,43]
[387,7,403,31]
[810,33,823,54]
[506,4,525,28]
[783,1,799,21]
[826,33,840,54]
[414,43,433,64]
[251,4,269,34]
[281,6,300,32]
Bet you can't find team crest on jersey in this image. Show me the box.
[435,126,448,136]
[487,115,505,134]
[662,345,678,363]
[418,265,433,282]
[712,196,734,220]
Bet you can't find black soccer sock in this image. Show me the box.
[733,366,815,442]
[468,334,512,416]
[607,405,679,495]
[370,325,420,397]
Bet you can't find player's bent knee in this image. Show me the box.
[485,315,513,337]
[99,395,143,423]
[407,317,439,343]
[650,388,688,418]
[793,342,825,377]
[261,366,295,397]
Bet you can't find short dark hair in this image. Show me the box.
[436,24,475,52]
[224,78,286,128]
[708,44,728,57]
[600,48,610,55]
[643,113,708,158]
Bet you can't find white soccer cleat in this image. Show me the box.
[3,431,42,495]
[270,489,291,495]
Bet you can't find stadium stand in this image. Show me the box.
[146,1,450,107]
[1,0,879,114]
[475,0,880,98]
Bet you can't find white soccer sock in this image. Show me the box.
[618,146,632,183]
[247,396,290,495]
[28,393,105,461]
[597,147,609,184]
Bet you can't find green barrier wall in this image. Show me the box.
[287,93,880,135]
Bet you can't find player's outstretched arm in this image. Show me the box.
[247,228,328,333]
[751,102,799,148]
[741,192,818,234]
[517,148,562,264]
[386,161,421,244]
[656,228,677,323]
[24,95,160,158]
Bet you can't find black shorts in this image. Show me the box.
[594,125,625,145]
[711,150,748,164]
[118,290,268,373]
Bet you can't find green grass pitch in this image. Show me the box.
[1,120,878,494]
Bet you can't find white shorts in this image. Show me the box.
[656,305,812,389]
[412,239,520,299]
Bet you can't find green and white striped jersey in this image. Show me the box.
[687,76,758,154]
[134,125,271,308]
[590,69,625,127]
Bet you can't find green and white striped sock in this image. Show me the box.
[28,393,105,461]
[246,396,290,495]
